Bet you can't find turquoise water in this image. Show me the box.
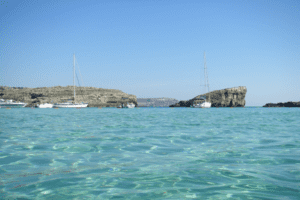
[0,107,299,200]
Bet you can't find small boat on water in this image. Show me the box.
[192,51,211,108]
[193,97,211,108]
[0,99,27,108]
[53,102,88,108]
[123,103,135,108]
[53,54,88,108]
[37,103,53,108]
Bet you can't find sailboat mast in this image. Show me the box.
[73,54,75,102]
[204,51,210,102]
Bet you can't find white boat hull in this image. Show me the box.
[37,103,53,108]
[53,103,88,108]
[193,101,211,108]
[0,99,27,108]
[123,103,135,108]
[0,103,27,108]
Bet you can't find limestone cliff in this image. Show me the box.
[170,86,247,107]
[0,86,137,107]
[263,101,300,107]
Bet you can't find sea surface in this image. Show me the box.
[0,107,299,200]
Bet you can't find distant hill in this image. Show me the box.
[137,97,179,107]
[0,86,27,90]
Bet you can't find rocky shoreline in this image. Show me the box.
[0,86,137,107]
[0,86,248,108]
[263,101,300,107]
[169,86,247,107]
[4,85,296,108]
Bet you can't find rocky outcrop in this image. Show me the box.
[137,98,179,107]
[263,101,300,107]
[0,86,137,107]
[170,86,247,107]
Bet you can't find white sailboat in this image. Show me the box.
[53,54,88,108]
[193,51,211,108]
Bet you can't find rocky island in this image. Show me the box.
[263,101,300,107]
[170,86,247,107]
[0,86,137,107]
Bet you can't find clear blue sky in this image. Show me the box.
[1,0,299,106]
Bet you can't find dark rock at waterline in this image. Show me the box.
[263,101,300,107]
[170,86,247,107]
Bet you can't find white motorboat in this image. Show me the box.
[123,103,135,108]
[0,99,27,108]
[37,103,53,108]
[193,100,211,108]
[192,51,211,108]
[53,54,88,108]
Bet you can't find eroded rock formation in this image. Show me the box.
[0,86,137,107]
[170,86,247,107]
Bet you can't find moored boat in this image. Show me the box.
[53,54,88,108]
[123,102,135,108]
[37,103,53,108]
[0,99,27,108]
[53,102,88,108]
[192,51,211,108]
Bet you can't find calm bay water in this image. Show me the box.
[0,107,299,200]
